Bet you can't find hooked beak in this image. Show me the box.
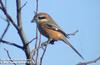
[31,18,35,23]
[31,15,37,23]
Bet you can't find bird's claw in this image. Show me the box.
[66,34,70,39]
[41,43,48,50]
[41,43,47,46]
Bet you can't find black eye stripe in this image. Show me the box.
[38,16,46,19]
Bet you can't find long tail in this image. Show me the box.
[62,38,84,59]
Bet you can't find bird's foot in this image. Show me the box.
[41,43,48,46]
[41,41,48,50]
[49,40,55,45]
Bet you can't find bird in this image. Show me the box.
[31,12,84,59]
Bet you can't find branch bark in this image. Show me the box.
[1,39,23,50]
[16,0,33,65]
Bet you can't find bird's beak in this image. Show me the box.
[31,18,35,23]
[31,15,36,23]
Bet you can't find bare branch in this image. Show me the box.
[35,34,41,65]
[33,0,40,59]
[16,0,33,65]
[40,45,48,65]
[31,27,39,65]
[31,41,48,64]
[86,56,100,64]
[0,0,19,31]
[0,0,10,43]
[27,37,36,45]
[77,56,100,65]
[0,19,10,44]
[16,0,22,27]
[31,40,49,55]
[31,39,50,65]
[39,39,53,65]
[1,39,23,50]
[31,40,48,65]
[36,0,39,13]
[95,56,100,62]
[67,30,79,38]
[20,1,28,11]
[32,0,39,57]
[31,0,39,23]
[4,48,17,65]
[0,0,10,42]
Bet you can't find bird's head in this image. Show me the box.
[31,12,52,23]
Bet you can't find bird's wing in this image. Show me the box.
[44,22,84,59]
[44,22,68,37]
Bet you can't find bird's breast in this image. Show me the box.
[44,28,65,40]
[37,22,49,38]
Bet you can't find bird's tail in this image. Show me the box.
[62,37,84,59]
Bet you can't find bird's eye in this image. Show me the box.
[38,16,46,19]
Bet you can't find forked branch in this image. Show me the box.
[4,48,17,65]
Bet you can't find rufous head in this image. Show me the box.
[33,12,53,23]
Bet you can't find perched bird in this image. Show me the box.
[32,12,84,59]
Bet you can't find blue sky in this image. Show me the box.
[0,0,100,65]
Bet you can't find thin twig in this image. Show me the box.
[31,0,40,64]
[4,48,17,65]
[67,30,79,38]
[36,0,39,14]
[36,34,41,65]
[0,0,19,31]
[32,27,38,64]
[39,39,52,65]
[86,56,100,64]
[32,0,39,61]
[77,56,100,65]
[39,39,51,65]
[20,1,28,11]
[34,0,39,57]
[0,0,10,43]
[40,45,48,65]
[31,0,39,23]
[31,41,47,64]
[0,16,10,44]
[95,56,100,62]
[67,30,79,36]
[1,39,23,50]
[27,38,36,45]
[30,40,49,65]
[31,40,48,55]
[0,21,10,42]
[29,0,40,64]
